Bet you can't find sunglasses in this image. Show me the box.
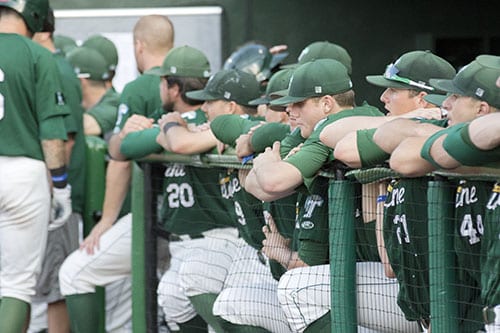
[383,63,435,91]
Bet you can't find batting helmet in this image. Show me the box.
[0,0,49,33]
[223,43,288,82]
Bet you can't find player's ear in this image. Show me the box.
[477,101,492,116]
[417,91,430,108]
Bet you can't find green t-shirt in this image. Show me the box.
[383,178,430,321]
[0,34,68,160]
[54,52,86,213]
[113,68,162,132]
[87,88,120,139]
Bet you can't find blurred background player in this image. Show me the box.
[30,7,85,333]
[67,46,120,141]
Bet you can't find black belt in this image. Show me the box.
[483,306,497,324]
[168,234,204,242]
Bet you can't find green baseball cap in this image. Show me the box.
[149,45,211,78]
[423,94,447,107]
[429,56,500,109]
[366,50,456,92]
[67,47,110,81]
[284,41,352,75]
[82,35,118,71]
[249,68,295,105]
[54,34,77,56]
[186,69,261,106]
[270,58,353,106]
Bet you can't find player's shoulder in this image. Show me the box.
[1,33,53,62]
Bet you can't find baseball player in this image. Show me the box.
[82,34,119,89]
[67,46,120,140]
[29,8,85,333]
[58,15,174,333]
[0,1,72,332]
[121,45,242,332]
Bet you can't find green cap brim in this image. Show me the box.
[185,89,221,101]
[148,67,168,77]
[423,94,447,107]
[365,75,414,90]
[270,94,307,106]
[429,79,466,96]
[248,96,271,106]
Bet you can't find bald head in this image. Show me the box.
[133,15,174,56]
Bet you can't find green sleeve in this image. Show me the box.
[420,126,460,169]
[251,122,291,153]
[39,116,68,140]
[120,127,163,159]
[443,123,500,166]
[357,128,390,167]
[285,138,330,179]
[210,114,261,145]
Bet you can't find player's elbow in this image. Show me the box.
[333,144,362,168]
[389,152,427,177]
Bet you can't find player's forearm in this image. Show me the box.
[245,169,293,202]
[100,159,131,225]
[42,139,66,170]
[163,126,217,154]
[108,133,126,161]
[320,116,389,149]
[469,113,500,150]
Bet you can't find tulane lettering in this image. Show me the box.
[164,164,186,177]
[486,192,500,210]
[384,187,405,208]
[455,185,478,208]
[220,177,241,199]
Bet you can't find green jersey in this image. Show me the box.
[482,183,500,307]
[159,110,235,235]
[454,180,491,332]
[0,34,68,160]
[219,168,265,249]
[54,52,86,213]
[113,68,162,132]
[86,88,120,139]
[383,177,430,321]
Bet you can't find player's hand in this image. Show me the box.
[49,185,72,231]
[253,141,282,168]
[157,112,187,130]
[269,44,288,55]
[79,220,113,255]
[119,115,154,139]
[235,133,254,159]
[261,212,291,263]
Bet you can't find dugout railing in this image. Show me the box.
[84,136,500,332]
